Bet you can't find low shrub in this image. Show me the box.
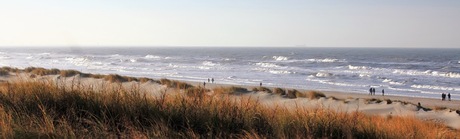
[273,88,286,95]
[0,69,9,76]
[306,91,326,99]
[59,70,81,77]
[159,78,193,89]
[286,89,299,98]
[213,86,248,94]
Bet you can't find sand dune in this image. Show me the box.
[1,72,459,130]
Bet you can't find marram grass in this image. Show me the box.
[0,80,458,138]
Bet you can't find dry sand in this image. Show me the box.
[1,73,460,129]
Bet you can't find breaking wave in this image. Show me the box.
[272,56,289,61]
[306,58,342,63]
[255,62,280,68]
[392,69,460,78]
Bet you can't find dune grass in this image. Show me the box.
[213,86,248,94]
[159,78,193,89]
[0,80,458,138]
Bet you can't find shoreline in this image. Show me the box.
[185,80,460,110]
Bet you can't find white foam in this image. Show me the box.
[393,69,460,78]
[315,72,333,77]
[145,55,161,59]
[411,84,458,91]
[359,74,370,77]
[202,61,219,66]
[255,62,279,68]
[272,56,289,61]
[306,58,342,63]
[348,65,370,70]
[306,78,366,87]
[382,79,392,82]
[269,70,291,74]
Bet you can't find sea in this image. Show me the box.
[0,47,459,100]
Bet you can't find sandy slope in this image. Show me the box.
[1,73,459,129]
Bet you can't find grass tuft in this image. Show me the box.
[272,88,286,95]
[213,86,248,94]
[306,90,326,99]
[159,78,193,89]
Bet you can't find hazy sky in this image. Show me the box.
[1,0,459,47]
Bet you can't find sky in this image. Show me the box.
[0,0,459,48]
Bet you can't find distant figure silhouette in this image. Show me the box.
[369,88,372,95]
[203,82,206,87]
[211,78,214,83]
[418,102,422,110]
[372,88,376,95]
[442,93,446,101]
[382,89,385,96]
[448,93,451,101]
[260,82,262,87]
[208,78,210,83]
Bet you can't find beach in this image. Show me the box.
[2,70,460,130]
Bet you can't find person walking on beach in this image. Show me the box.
[208,78,210,83]
[382,89,385,96]
[203,82,206,88]
[372,88,376,95]
[369,88,372,95]
[448,93,451,101]
[442,93,446,101]
[260,82,262,87]
[211,78,214,83]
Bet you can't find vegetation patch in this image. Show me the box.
[272,88,286,95]
[306,90,326,99]
[213,86,248,94]
[159,78,193,89]
[252,87,272,93]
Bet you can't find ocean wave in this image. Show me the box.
[392,69,460,78]
[202,61,219,66]
[255,62,279,68]
[305,78,366,87]
[315,72,333,78]
[65,57,90,66]
[272,56,289,61]
[145,55,161,59]
[359,73,370,77]
[382,79,405,85]
[198,66,211,70]
[411,84,458,91]
[0,56,10,59]
[269,70,292,74]
[38,53,51,55]
[348,65,371,70]
[252,67,292,74]
[306,58,342,63]
[387,87,421,93]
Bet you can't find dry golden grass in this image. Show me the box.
[159,78,193,89]
[433,106,448,111]
[252,87,272,93]
[0,80,457,138]
[59,69,81,77]
[306,90,326,99]
[213,86,248,94]
[286,89,300,98]
[272,87,286,95]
